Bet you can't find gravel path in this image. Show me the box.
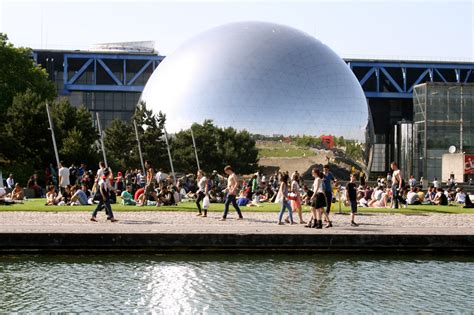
[0,211,473,234]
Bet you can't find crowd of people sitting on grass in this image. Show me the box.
[2,160,473,216]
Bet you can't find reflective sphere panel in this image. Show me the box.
[141,21,371,150]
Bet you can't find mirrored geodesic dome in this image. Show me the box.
[141,21,372,170]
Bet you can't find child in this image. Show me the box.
[45,185,57,206]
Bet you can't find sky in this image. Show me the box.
[0,0,473,60]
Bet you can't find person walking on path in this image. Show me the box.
[346,173,359,226]
[323,164,336,215]
[287,173,305,224]
[220,166,243,221]
[309,168,331,229]
[277,173,294,225]
[195,170,209,217]
[91,169,117,222]
[391,161,406,209]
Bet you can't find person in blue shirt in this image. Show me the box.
[70,185,89,205]
[323,165,336,215]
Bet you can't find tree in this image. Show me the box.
[51,100,99,165]
[2,90,99,183]
[0,33,55,116]
[103,101,168,172]
[103,119,136,171]
[0,33,57,175]
[132,102,169,170]
[173,120,259,174]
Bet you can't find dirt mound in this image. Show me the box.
[259,149,354,180]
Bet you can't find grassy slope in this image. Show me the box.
[1,198,473,214]
[257,143,314,158]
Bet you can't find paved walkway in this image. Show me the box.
[0,211,473,235]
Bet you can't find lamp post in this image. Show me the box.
[190,126,200,171]
[133,120,146,175]
[46,102,60,169]
[163,127,176,184]
[96,112,108,168]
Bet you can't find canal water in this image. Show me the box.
[0,254,473,313]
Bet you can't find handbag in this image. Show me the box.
[274,192,284,204]
[203,195,210,209]
[288,192,297,201]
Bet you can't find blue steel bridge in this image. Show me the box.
[31,51,474,97]
[33,49,474,172]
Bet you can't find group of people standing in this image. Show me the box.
[193,164,359,228]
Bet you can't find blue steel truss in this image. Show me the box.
[63,53,164,93]
[60,52,474,99]
[346,59,474,98]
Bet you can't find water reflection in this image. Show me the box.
[0,255,473,313]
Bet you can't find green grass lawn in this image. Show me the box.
[257,143,314,158]
[1,198,473,214]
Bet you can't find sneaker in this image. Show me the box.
[90,217,97,222]
[196,213,202,216]
[110,218,118,223]
[277,221,284,225]
[351,221,359,227]
[237,217,244,220]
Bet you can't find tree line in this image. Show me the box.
[0,33,259,184]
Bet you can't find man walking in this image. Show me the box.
[323,165,336,215]
[220,165,243,221]
[91,169,117,222]
[346,173,359,227]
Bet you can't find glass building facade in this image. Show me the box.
[412,83,474,180]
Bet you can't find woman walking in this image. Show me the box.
[287,173,305,224]
[307,168,332,229]
[195,170,209,217]
[277,173,294,225]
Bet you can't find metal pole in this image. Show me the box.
[190,126,200,170]
[95,112,108,168]
[163,128,176,184]
[460,85,463,152]
[133,120,146,175]
[46,102,60,168]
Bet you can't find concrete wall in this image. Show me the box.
[1,233,474,253]
[442,153,464,182]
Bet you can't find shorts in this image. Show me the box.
[311,192,327,209]
[350,200,358,213]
